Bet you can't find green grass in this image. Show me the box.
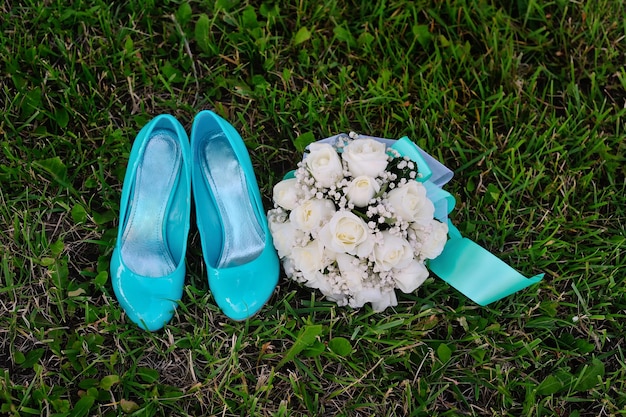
[1,0,625,415]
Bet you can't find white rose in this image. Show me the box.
[291,240,326,280]
[269,219,306,258]
[273,178,301,210]
[374,231,414,271]
[336,253,364,293]
[419,220,449,259]
[342,138,389,178]
[393,260,429,293]
[289,199,336,232]
[305,143,344,188]
[319,211,374,257]
[350,287,398,311]
[345,175,380,207]
[387,181,434,223]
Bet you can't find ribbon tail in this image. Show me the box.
[391,138,543,305]
[428,231,544,306]
[311,134,544,306]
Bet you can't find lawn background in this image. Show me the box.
[1,0,625,416]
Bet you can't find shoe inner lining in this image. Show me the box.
[121,129,181,277]
[200,133,265,268]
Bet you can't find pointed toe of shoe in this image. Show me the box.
[111,250,185,331]
[208,246,279,321]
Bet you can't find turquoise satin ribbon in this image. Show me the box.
[313,134,544,306]
[390,136,544,306]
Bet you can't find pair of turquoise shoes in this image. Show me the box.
[110,111,279,331]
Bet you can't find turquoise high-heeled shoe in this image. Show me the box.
[111,114,191,331]
[191,110,279,320]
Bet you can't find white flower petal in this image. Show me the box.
[342,138,389,178]
[393,260,429,293]
[305,143,344,188]
[273,178,301,210]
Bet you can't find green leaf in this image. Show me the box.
[40,257,55,266]
[575,338,595,354]
[92,210,116,225]
[328,337,352,357]
[33,156,68,185]
[259,2,280,18]
[357,31,375,47]
[412,24,432,47]
[78,378,99,389]
[195,14,212,54]
[161,61,183,83]
[175,3,192,25]
[99,374,120,390]
[293,132,316,153]
[50,239,64,257]
[241,6,259,29]
[277,324,323,369]
[574,358,605,391]
[14,351,26,364]
[71,204,88,224]
[21,87,42,117]
[51,398,71,413]
[215,0,233,10]
[536,375,565,395]
[486,183,500,203]
[94,271,108,286]
[282,68,292,82]
[137,367,159,383]
[251,74,269,89]
[470,348,487,364]
[86,387,99,399]
[302,340,325,357]
[333,25,355,47]
[293,27,311,45]
[536,370,574,395]
[54,107,69,128]
[124,36,134,54]
[525,317,558,329]
[49,258,69,288]
[539,300,559,317]
[437,343,452,363]
[69,394,95,417]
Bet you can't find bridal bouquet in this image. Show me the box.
[267,133,449,311]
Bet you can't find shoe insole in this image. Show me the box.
[121,130,181,277]
[200,134,265,268]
